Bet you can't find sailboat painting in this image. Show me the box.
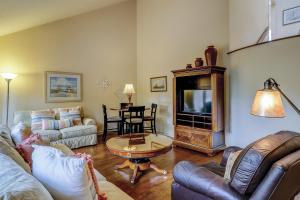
[150,76,167,92]
[46,71,82,102]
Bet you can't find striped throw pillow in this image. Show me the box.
[58,119,73,129]
[59,108,82,126]
[31,110,55,130]
[42,119,59,130]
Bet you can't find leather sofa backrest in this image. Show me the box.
[250,149,300,200]
[230,131,300,195]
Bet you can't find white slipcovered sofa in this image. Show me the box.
[12,106,98,149]
[0,126,133,200]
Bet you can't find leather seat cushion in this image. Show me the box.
[201,162,225,177]
[230,131,300,195]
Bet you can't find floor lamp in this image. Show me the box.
[1,73,17,125]
[251,78,300,117]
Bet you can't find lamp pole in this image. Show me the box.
[5,79,11,125]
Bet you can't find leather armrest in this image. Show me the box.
[220,146,242,167]
[82,118,96,126]
[173,161,243,200]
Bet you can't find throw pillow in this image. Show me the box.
[31,145,106,200]
[59,107,82,126]
[16,134,49,168]
[58,119,74,129]
[31,110,55,130]
[42,119,59,130]
[11,122,32,144]
[224,150,242,181]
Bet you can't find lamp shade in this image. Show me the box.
[1,73,17,80]
[251,89,285,118]
[123,84,135,94]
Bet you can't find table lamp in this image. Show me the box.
[251,78,300,117]
[1,73,18,125]
[123,84,135,103]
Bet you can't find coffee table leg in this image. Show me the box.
[130,165,139,184]
[115,160,130,170]
[150,163,167,175]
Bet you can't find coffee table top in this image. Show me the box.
[106,133,173,159]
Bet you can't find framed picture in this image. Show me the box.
[283,6,300,26]
[45,71,82,102]
[150,76,167,92]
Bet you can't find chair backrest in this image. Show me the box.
[120,103,133,109]
[151,103,158,118]
[102,104,107,121]
[229,131,300,196]
[128,106,145,123]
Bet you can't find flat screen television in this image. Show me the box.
[182,89,212,114]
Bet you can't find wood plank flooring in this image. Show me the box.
[74,134,222,200]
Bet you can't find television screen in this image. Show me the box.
[183,90,212,114]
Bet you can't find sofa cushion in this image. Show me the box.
[0,125,15,147]
[60,125,97,139]
[0,153,53,200]
[0,136,31,173]
[11,122,32,145]
[98,181,133,200]
[13,111,32,127]
[31,110,55,130]
[32,129,62,142]
[59,106,83,125]
[230,131,300,195]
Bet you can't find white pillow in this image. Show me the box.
[224,150,242,181]
[31,145,97,200]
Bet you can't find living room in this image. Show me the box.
[0,0,300,200]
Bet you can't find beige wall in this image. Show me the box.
[0,0,137,126]
[229,0,269,51]
[137,0,229,137]
[228,37,300,147]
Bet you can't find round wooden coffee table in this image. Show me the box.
[106,133,172,184]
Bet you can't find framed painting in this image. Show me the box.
[283,6,300,26]
[150,76,167,92]
[45,71,82,102]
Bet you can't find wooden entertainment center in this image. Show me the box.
[171,66,226,156]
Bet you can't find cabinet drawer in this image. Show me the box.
[175,125,192,143]
[190,132,210,148]
[176,125,211,148]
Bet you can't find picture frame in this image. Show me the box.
[150,76,167,92]
[45,71,82,102]
[283,6,300,26]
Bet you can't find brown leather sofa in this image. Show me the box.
[172,131,300,200]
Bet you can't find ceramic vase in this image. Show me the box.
[186,64,192,69]
[195,58,204,68]
[205,45,218,66]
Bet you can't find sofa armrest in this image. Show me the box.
[82,118,96,126]
[220,146,242,167]
[173,161,243,200]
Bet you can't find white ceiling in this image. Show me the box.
[0,0,128,36]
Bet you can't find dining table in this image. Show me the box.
[109,106,150,134]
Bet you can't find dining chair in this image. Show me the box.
[125,106,145,133]
[144,103,157,135]
[102,104,122,141]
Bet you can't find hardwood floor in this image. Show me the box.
[74,133,222,200]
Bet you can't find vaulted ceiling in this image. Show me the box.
[0,0,128,36]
